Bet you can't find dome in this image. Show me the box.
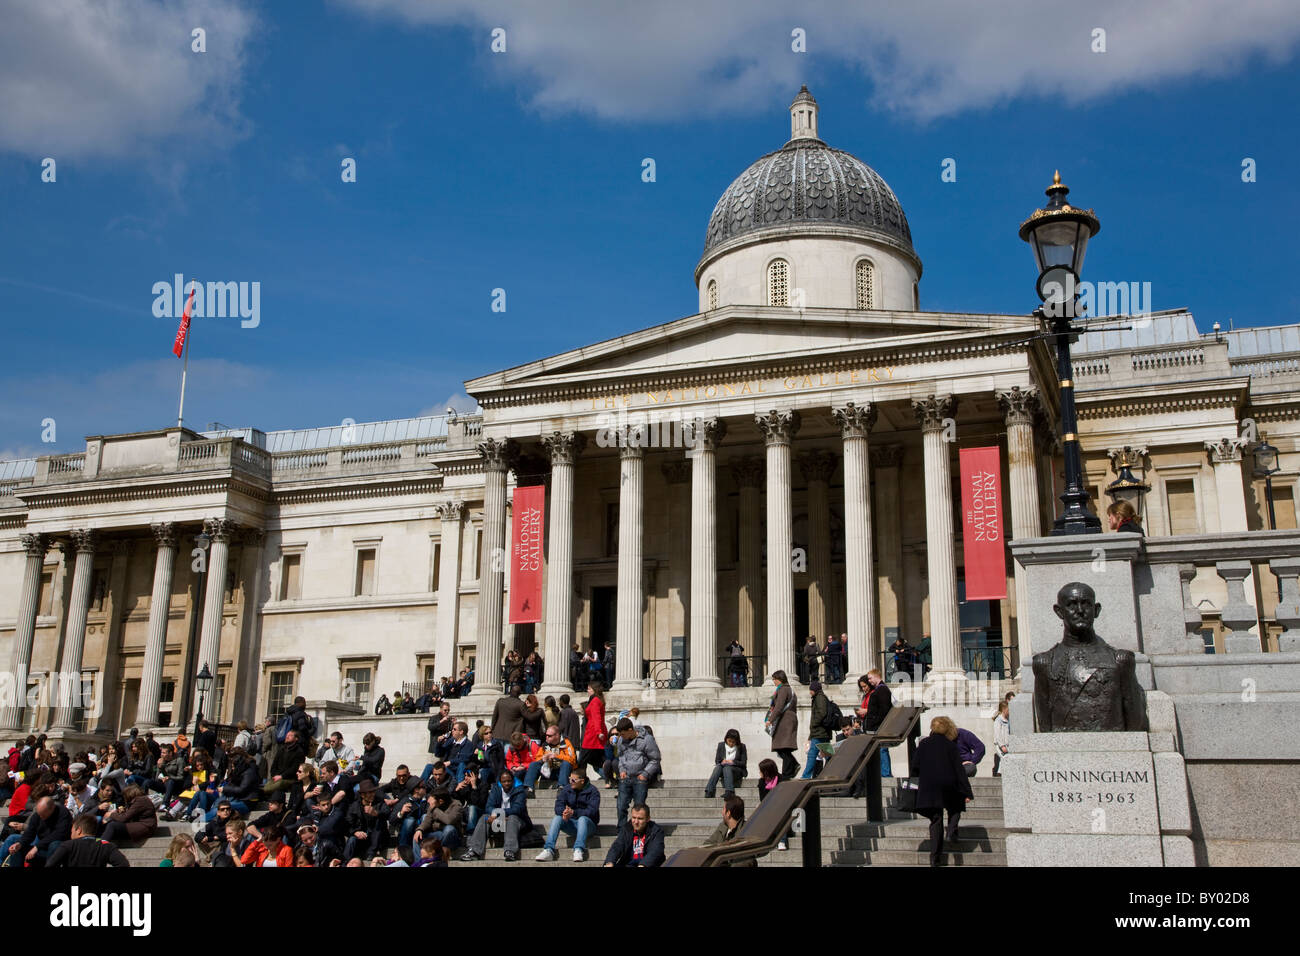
[699,89,914,270]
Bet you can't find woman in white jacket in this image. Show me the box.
[992,700,1011,777]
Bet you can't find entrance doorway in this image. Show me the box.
[795,587,810,680]
[590,586,617,651]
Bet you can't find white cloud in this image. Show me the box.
[0,0,257,159]
[418,392,480,419]
[337,0,1300,120]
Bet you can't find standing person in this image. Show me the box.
[825,634,844,685]
[491,684,526,742]
[725,639,748,687]
[704,729,748,799]
[543,695,561,729]
[800,682,834,780]
[557,695,581,749]
[992,700,1011,777]
[801,636,821,684]
[520,694,546,742]
[570,644,584,692]
[601,642,615,688]
[856,669,894,777]
[578,681,608,780]
[955,725,986,777]
[612,718,661,827]
[764,671,799,781]
[1107,500,1144,535]
[914,716,974,866]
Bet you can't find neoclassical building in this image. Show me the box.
[1,89,1296,746]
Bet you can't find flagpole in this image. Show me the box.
[177,282,194,428]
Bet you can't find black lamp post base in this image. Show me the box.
[1052,489,1102,535]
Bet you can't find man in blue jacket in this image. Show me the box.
[535,769,600,862]
[459,770,532,862]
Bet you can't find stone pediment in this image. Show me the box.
[467,305,1036,400]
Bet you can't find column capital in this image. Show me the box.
[476,437,520,473]
[832,401,877,440]
[541,431,586,466]
[619,441,644,461]
[730,456,765,489]
[436,499,466,522]
[1205,437,1245,464]
[150,522,178,550]
[996,386,1041,427]
[1107,445,1148,471]
[686,417,727,452]
[66,528,96,555]
[869,444,903,469]
[202,518,239,543]
[797,449,838,484]
[20,533,49,558]
[912,394,956,433]
[755,408,801,446]
[661,460,691,484]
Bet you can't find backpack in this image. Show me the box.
[822,697,844,734]
[274,713,293,744]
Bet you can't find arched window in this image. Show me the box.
[855,259,874,309]
[767,259,789,307]
[707,279,718,311]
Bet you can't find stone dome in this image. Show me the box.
[700,89,914,268]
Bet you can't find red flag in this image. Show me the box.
[959,447,1007,600]
[509,485,546,624]
[172,285,195,357]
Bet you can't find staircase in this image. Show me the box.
[120,776,1007,867]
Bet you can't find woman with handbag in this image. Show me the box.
[764,671,799,780]
[913,715,974,866]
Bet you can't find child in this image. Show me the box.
[415,836,447,867]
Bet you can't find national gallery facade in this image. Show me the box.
[2,89,1297,744]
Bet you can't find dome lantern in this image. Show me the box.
[790,85,819,142]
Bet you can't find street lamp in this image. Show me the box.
[1107,447,1151,519]
[193,663,213,738]
[1020,171,1102,535]
[1253,438,1281,530]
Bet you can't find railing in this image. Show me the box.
[178,440,221,464]
[1231,352,1300,379]
[48,453,85,475]
[719,654,768,687]
[875,645,1017,680]
[641,656,771,689]
[272,450,328,473]
[1073,356,1110,378]
[236,442,271,472]
[665,705,923,868]
[415,439,445,456]
[341,444,401,466]
[1131,346,1203,372]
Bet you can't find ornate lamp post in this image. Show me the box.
[1020,171,1102,534]
[193,663,213,738]
[1253,438,1280,530]
[1107,447,1151,519]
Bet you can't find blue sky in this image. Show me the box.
[1,0,1298,459]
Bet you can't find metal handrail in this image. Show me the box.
[664,705,922,868]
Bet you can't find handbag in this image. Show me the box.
[897,777,921,813]
[765,687,795,737]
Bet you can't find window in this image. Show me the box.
[1270,485,1296,529]
[38,570,53,616]
[90,567,109,612]
[355,548,377,596]
[431,541,442,591]
[707,280,718,311]
[280,553,302,601]
[1167,480,1199,535]
[157,680,176,728]
[422,663,437,693]
[767,259,789,307]
[474,529,484,578]
[1199,628,1216,654]
[855,260,874,309]
[342,666,372,709]
[213,672,228,723]
[267,670,295,717]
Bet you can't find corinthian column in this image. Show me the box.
[798,448,839,648]
[50,529,96,732]
[998,387,1043,669]
[757,409,800,683]
[0,534,49,732]
[913,395,962,678]
[686,418,726,690]
[193,518,236,722]
[541,432,584,695]
[871,444,904,652]
[472,438,517,698]
[1206,438,1249,532]
[612,435,645,692]
[135,523,178,729]
[731,457,765,660]
[833,402,878,682]
[435,500,466,688]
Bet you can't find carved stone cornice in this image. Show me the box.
[797,449,837,484]
[996,386,1040,427]
[151,522,178,550]
[912,395,956,433]
[202,518,239,543]
[20,533,49,558]
[730,456,765,489]
[1205,438,1245,465]
[869,444,903,469]
[476,437,520,473]
[685,417,727,452]
[541,431,586,467]
[755,409,801,446]
[831,401,877,440]
[661,461,691,484]
[436,500,466,522]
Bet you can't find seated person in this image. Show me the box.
[534,769,600,863]
[442,722,475,782]
[0,796,71,868]
[45,813,129,868]
[602,803,664,868]
[704,729,747,799]
[343,779,389,863]
[392,779,429,849]
[459,770,532,863]
[100,785,157,845]
[413,785,464,853]
[701,795,757,867]
[504,732,542,793]
[529,726,578,791]
[381,764,418,810]
[240,823,294,867]
[195,801,238,857]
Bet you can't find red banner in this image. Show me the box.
[172,286,195,357]
[509,484,545,623]
[959,447,1007,600]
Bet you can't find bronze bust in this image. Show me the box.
[1032,582,1146,732]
